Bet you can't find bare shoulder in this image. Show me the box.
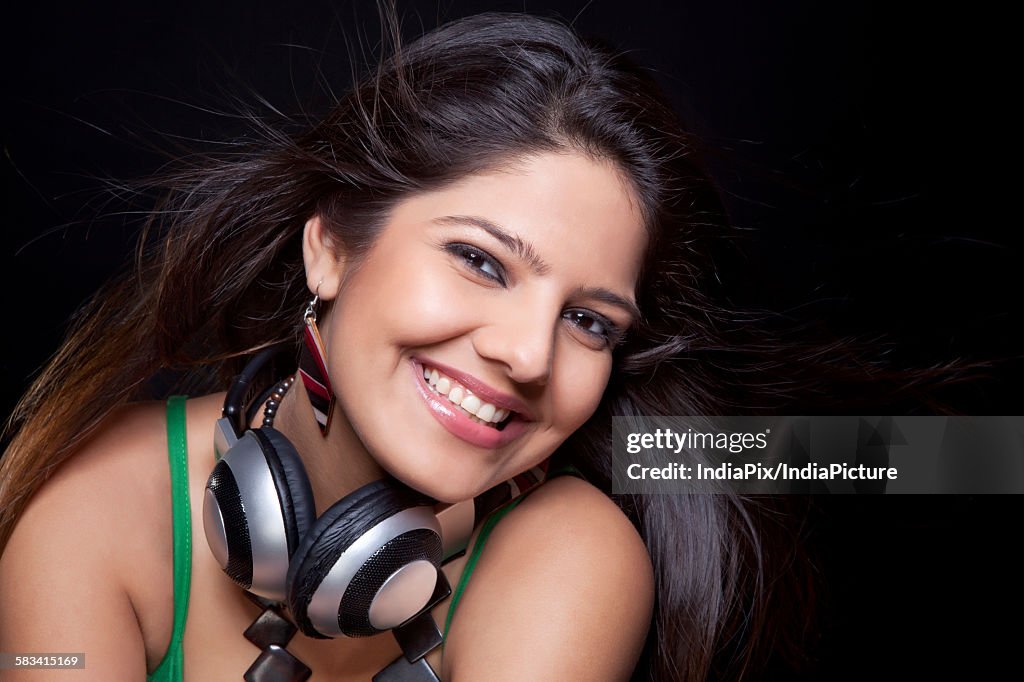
[443,475,654,681]
[8,400,173,548]
[0,400,175,678]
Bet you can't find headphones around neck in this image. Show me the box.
[203,346,546,640]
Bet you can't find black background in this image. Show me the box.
[1,1,1019,678]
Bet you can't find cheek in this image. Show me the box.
[333,256,475,351]
[550,347,613,431]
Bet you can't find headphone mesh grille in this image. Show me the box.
[208,460,253,588]
[340,529,442,637]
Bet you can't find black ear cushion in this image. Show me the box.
[286,479,433,637]
[250,427,316,557]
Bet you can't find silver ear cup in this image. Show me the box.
[204,459,251,584]
[203,484,232,570]
[286,480,444,638]
[204,431,293,601]
[306,505,443,636]
[367,559,439,630]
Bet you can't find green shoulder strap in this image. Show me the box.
[148,396,192,682]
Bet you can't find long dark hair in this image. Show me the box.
[4,8,970,681]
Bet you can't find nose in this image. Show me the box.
[471,304,556,386]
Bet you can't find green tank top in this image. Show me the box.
[149,396,578,681]
[148,396,191,682]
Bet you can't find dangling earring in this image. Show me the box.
[298,282,335,437]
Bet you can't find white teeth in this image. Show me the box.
[476,403,496,422]
[460,395,482,415]
[421,364,514,424]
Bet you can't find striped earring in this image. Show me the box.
[298,285,335,437]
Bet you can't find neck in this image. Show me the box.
[267,376,388,515]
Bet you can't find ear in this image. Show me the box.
[302,215,346,300]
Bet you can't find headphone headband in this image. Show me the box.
[223,342,293,437]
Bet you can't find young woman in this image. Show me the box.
[0,11,809,681]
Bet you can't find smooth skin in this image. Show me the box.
[0,151,655,680]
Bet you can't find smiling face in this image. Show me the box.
[306,151,647,502]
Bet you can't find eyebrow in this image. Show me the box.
[431,214,642,323]
[571,286,642,324]
[432,215,551,275]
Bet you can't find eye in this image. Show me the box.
[444,243,506,285]
[562,309,621,349]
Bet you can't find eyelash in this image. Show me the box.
[443,241,623,349]
[444,242,506,284]
[562,309,622,348]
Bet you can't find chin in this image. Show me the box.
[371,450,484,504]
[390,470,481,504]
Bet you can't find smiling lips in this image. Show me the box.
[410,359,530,449]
